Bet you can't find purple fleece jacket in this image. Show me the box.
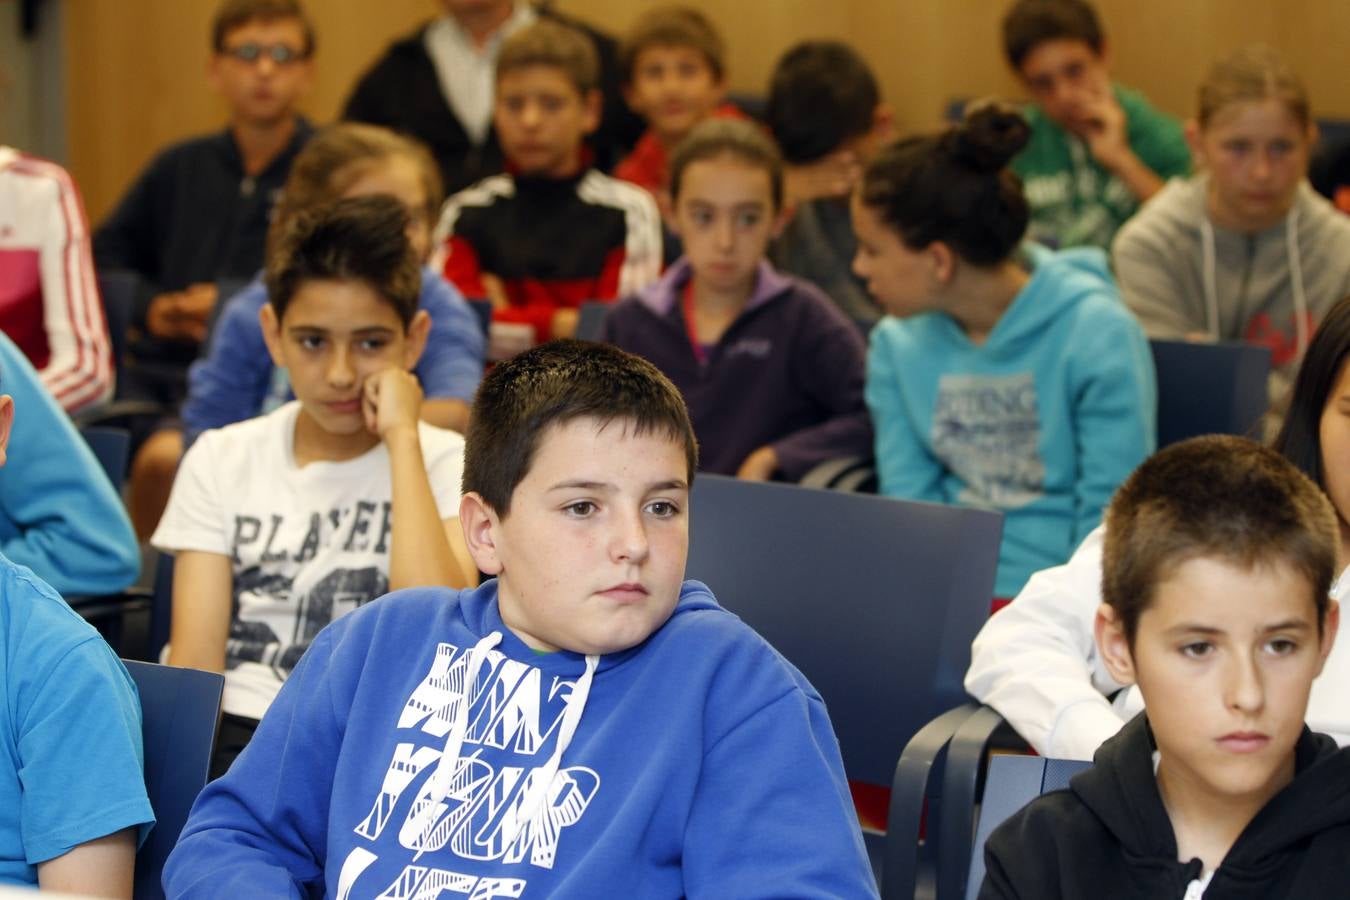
[601,259,872,479]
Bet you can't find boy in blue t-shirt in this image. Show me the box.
[165,339,877,898]
[0,365,153,890]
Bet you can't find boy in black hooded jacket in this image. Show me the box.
[981,435,1349,899]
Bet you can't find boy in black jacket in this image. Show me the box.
[981,435,1349,899]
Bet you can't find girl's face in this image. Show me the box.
[339,155,432,261]
[850,193,941,318]
[1192,98,1313,233]
[1318,357,1350,554]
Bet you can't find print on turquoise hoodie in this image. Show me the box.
[865,244,1156,597]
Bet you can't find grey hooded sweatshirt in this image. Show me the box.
[1112,175,1350,409]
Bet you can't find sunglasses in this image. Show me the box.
[221,42,308,65]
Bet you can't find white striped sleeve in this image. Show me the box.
[578,172,663,296]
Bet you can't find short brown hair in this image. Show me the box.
[265,195,421,327]
[497,20,599,96]
[619,6,725,84]
[1198,45,1311,130]
[463,341,698,517]
[1001,0,1102,71]
[268,123,442,258]
[211,0,314,57]
[1102,435,1338,646]
[669,118,784,212]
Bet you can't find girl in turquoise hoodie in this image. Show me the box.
[851,106,1156,597]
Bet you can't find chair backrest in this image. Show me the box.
[963,755,1090,900]
[148,554,176,664]
[467,298,493,336]
[80,425,132,491]
[1150,339,1271,447]
[575,300,608,341]
[123,659,224,900]
[97,270,141,371]
[686,475,1003,789]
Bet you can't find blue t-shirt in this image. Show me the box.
[0,552,154,884]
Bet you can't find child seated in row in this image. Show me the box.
[186,122,485,445]
[614,5,745,199]
[766,40,894,329]
[1002,0,1190,249]
[602,118,873,480]
[0,354,152,893]
[153,196,475,774]
[854,105,1155,598]
[433,20,661,359]
[163,339,878,898]
[1113,46,1350,417]
[981,435,1347,897]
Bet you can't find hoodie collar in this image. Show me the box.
[637,258,793,317]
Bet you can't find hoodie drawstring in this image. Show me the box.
[1200,202,1309,359]
[406,630,599,859]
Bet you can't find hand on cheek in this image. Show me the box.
[363,368,423,440]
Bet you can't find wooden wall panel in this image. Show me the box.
[65,0,1350,225]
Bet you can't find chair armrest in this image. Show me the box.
[798,456,877,493]
[937,706,1026,900]
[882,703,981,900]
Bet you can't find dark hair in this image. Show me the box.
[619,6,725,84]
[669,118,784,212]
[1103,435,1338,646]
[1001,0,1103,71]
[765,41,880,165]
[463,340,698,516]
[269,123,442,259]
[859,104,1030,266]
[497,19,599,95]
[1198,44,1311,130]
[211,0,314,57]
[264,195,420,326]
[1273,294,1350,486]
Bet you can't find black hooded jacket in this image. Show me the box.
[979,713,1350,899]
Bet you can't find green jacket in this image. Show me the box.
[1012,85,1190,249]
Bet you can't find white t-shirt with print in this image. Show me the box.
[152,401,465,720]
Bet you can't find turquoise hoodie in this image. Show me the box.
[866,245,1156,597]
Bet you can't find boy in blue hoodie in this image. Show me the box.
[164,339,877,898]
[853,105,1155,598]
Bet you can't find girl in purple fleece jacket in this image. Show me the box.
[601,118,872,480]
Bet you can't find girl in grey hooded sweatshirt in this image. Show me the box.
[1112,45,1350,418]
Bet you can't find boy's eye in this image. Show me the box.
[540,96,564,113]
[1265,637,1300,656]
[297,335,325,351]
[563,500,597,518]
[688,208,714,227]
[736,210,763,229]
[646,499,681,518]
[1223,140,1251,155]
[1180,641,1214,659]
[358,337,389,352]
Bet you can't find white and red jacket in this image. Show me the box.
[0,147,112,412]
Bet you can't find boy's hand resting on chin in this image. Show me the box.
[363,368,424,441]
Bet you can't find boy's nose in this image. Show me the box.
[1224,653,1266,715]
[609,510,650,564]
[326,348,357,389]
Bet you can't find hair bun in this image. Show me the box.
[944,101,1031,173]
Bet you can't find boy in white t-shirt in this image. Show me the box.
[153,195,475,773]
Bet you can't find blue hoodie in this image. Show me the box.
[0,332,138,596]
[866,245,1155,597]
[164,580,878,899]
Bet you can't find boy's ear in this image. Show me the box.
[871,103,897,143]
[927,241,957,285]
[1316,598,1340,677]
[459,492,504,576]
[0,395,14,468]
[582,88,603,137]
[1183,118,1206,166]
[402,309,431,371]
[258,304,286,368]
[1094,602,1138,687]
[769,203,793,240]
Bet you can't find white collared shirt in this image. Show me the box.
[424,2,538,146]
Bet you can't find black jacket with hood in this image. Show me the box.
[979,713,1350,899]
